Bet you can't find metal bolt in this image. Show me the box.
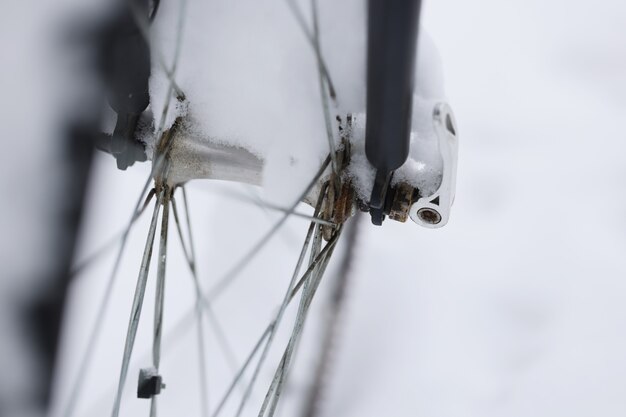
[417,208,441,225]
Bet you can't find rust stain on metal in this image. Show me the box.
[388,182,414,223]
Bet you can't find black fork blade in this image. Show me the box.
[365,0,422,222]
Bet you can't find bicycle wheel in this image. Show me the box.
[48,1,458,417]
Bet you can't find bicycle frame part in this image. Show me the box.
[100,0,154,170]
[365,0,422,224]
[152,102,458,229]
[409,103,458,228]
[163,129,264,188]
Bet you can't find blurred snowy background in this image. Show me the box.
[2,0,626,416]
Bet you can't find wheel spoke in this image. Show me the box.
[210,324,271,417]
[261,224,340,417]
[251,200,336,228]
[149,0,189,139]
[111,191,163,417]
[132,0,189,216]
[70,189,156,278]
[310,0,340,183]
[170,191,213,417]
[181,186,241,373]
[210,228,338,417]
[206,156,331,302]
[170,195,191,262]
[301,216,360,417]
[128,0,186,99]
[211,183,330,417]
[71,0,352,414]
[147,191,170,417]
[259,188,327,416]
[147,0,190,195]
[232,181,330,417]
[61,188,156,417]
[283,0,337,100]
[192,185,336,228]
[192,299,211,417]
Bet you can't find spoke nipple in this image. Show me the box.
[137,367,164,399]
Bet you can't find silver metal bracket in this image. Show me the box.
[409,102,458,228]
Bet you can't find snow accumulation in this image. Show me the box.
[32,1,626,417]
[146,0,447,204]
